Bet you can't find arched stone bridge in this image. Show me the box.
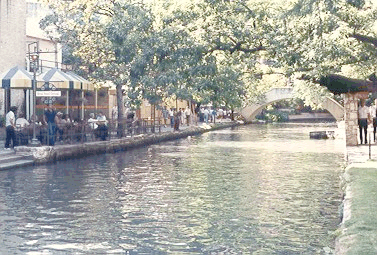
[239,87,344,122]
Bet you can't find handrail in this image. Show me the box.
[14,117,165,146]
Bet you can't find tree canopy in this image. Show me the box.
[40,0,377,112]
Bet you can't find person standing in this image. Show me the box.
[180,108,186,126]
[5,106,17,149]
[184,107,191,126]
[169,108,175,128]
[174,110,181,131]
[358,99,369,144]
[218,108,223,122]
[203,108,209,124]
[211,108,217,123]
[43,104,58,146]
[162,106,169,128]
[370,98,377,142]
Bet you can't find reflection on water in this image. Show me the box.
[0,123,345,254]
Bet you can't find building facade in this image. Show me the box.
[0,0,27,72]
[0,0,28,115]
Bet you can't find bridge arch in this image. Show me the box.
[239,87,344,122]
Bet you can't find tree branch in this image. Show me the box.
[351,33,377,48]
[206,43,265,54]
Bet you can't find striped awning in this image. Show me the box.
[0,66,94,90]
[66,71,94,90]
[0,66,34,89]
[39,68,81,89]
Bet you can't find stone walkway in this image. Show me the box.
[346,143,377,164]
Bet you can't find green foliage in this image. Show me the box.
[40,0,377,113]
[256,109,289,122]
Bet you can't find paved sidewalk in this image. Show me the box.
[346,144,377,164]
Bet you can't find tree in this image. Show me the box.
[41,0,377,119]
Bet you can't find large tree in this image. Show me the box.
[40,0,377,118]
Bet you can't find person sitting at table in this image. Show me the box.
[96,112,108,140]
[16,114,30,129]
[88,113,98,130]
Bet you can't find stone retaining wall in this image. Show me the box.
[15,122,241,164]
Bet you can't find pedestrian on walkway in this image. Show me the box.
[43,104,58,146]
[169,108,175,128]
[358,99,369,144]
[5,106,17,149]
[184,107,191,126]
[203,108,209,123]
[174,110,181,131]
[370,98,377,142]
[212,108,217,123]
[180,108,186,126]
[162,106,169,128]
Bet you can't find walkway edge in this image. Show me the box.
[335,161,377,254]
[14,122,242,164]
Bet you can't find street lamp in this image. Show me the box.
[30,53,40,146]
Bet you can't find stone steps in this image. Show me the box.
[0,149,34,171]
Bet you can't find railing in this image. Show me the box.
[14,118,164,146]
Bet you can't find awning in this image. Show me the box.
[39,68,80,89]
[0,65,34,89]
[66,71,94,90]
[0,66,94,90]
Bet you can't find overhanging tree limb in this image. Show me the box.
[206,43,265,54]
[351,33,377,48]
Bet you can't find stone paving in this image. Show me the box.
[346,143,377,164]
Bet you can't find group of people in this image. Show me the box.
[4,104,112,148]
[160,105,231,131]
[358,99,377,144]
[197,107,230,123]
[162,107,192,131]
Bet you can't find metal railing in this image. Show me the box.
[14,118,164,146]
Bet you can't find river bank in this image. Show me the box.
[13,121,242,164]
[335,145,377,254]
[336,161,377,254]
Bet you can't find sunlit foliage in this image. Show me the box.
[40,0,377,113]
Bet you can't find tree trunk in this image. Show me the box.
[116,84,125,138]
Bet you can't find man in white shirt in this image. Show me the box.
[5,106,17,149]
[96,112,108,140]
[87,113,98,130]
[358,99,369,144]
[169,108,174,128]
[184,107,191,126]
[203,108,209,123]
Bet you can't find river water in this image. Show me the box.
[0,123,346,254]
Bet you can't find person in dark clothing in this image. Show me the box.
[43,104,58,146]
[358,99,369,144]
[5,106,17,149]
[174,110,181,131]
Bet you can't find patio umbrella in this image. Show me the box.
[0,65,33,89]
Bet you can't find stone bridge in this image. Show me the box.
[239,87,344,122]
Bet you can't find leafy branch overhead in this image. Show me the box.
[40,0,377,111]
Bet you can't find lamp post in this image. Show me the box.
[30,53,40,146]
